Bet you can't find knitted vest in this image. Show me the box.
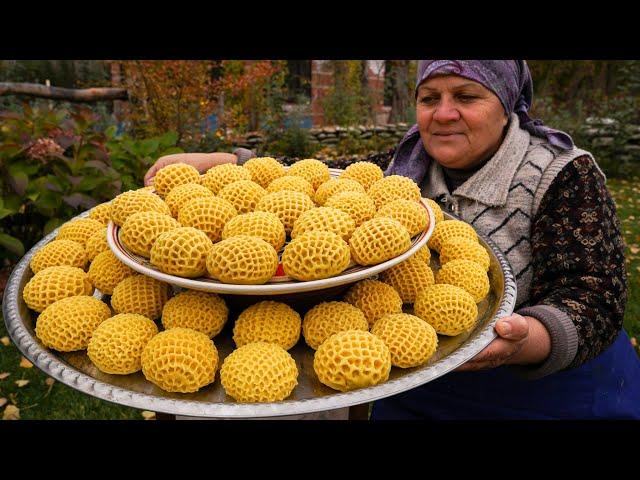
[421,114,601,308]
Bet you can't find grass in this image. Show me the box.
[1,177,638,420]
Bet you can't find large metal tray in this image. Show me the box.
[3,211,516,418]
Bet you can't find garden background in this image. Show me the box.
[1,60,639,420]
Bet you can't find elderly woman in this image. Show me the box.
[145,60,640,420]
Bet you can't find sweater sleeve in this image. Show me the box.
[514,155,628,377]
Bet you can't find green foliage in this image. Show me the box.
[322,61,375,127]
[330,132,398,157]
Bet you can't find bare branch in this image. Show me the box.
[0,82,128,102]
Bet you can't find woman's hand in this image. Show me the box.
[144,152,238,187]
[454,313,551,372]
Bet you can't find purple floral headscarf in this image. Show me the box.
[386,60,574,184]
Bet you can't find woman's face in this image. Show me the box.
[416,75,509,170]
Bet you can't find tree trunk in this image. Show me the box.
[388,60,410,123]
[110,62,126,122]
[0,81,127,102]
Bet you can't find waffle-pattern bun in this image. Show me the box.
[414,284,478,336]
[425,198,444,224]
[243,157,286,188]
[255,190,315,234]
[367,175,421,209]
[201,163,252,194]
[162,290,229,338]
[428,220,477,252]
[23,266,94,313]
[57,218,105,247]
[207,235,278,284]
[314,178,365,206]
[339,161,384,191]
[110,274,170,320]
[177,196,237,243]
[220,342,298,403]
[282,230,351,281]
[375,199,428,237]
[30,239,87,273]
[164,182,214,218]
[120,211,181,258]
[141,328,219,393]
[87,250,136,295]
[313,330,391,392]
[87,313,158,374]
[222,211,286,251]
[412,244,431,265]
[302,301,369,350]
[379,256,435,304]
[217,180,267,214]
[266,175,315,198]
[85,228,109,262]
[343,279,403,328]
[291,206,355,242]
[153,163,201,198]
[371,313,438,368]
[440,237,490,271]
[349,217,411,266]
[35,296,111,352]
[233,301,301,350]
[324,191,377,227]
[89,202,112,225]
[110,190,171,226]
[287,159,330,190]
[436,259,490,303]
[150,227,213,278]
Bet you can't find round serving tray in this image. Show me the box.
[3,210,516,419]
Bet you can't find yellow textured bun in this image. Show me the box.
[302,301,369,350]
[141,328,218,393]
[220,342,298,403]
[282,230,351,281]
[222,211,286,251]
[201,163,252,194]
[56,218,104,247]
[412,244,432,265]
[291,206,355,242]
[217,179,267,214]
[428,220,477,252]
[425,198,444,224]
[379,256,435,304]
[266,175,315,198]
[287,158,330,190]
[164,182,214,218]
[255,190,315,234]
[371,313,438,368]
[243,157,286,188]
[440,237,490,271]
[110,274,170,320]
[375,199,429,237]
[110,190,171,226]
[206,235,278,284]
[120,211,181,258]
[85,228,109,262]
[89,202,112,225]
[177,196,237,243]
[35,296,111,351]
[23,266,94,313]
[87,250,136,295]
[349,217,411,266]
[87,313,158,374]
[324,191,377,227]
[233,301,301,350]
[339,161,384,191]
[153,163,201,198]
[162,290,229,338]
[343,279,403,328]
[414,284,478,336]
[150,227,213,278]
[314,178,365,206]
[313,330,391,392]
[30,239,87,273]
[435,259,490,303]
[367,175,421,209]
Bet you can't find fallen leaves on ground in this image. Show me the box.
[3,405,20,420]
[141,411,156,420]
[0,337,10,347]
[0,373,10,380]
[19,357,33,369]
[15,380,29,388]
[631,337,638,347]
[0,398,7,408]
